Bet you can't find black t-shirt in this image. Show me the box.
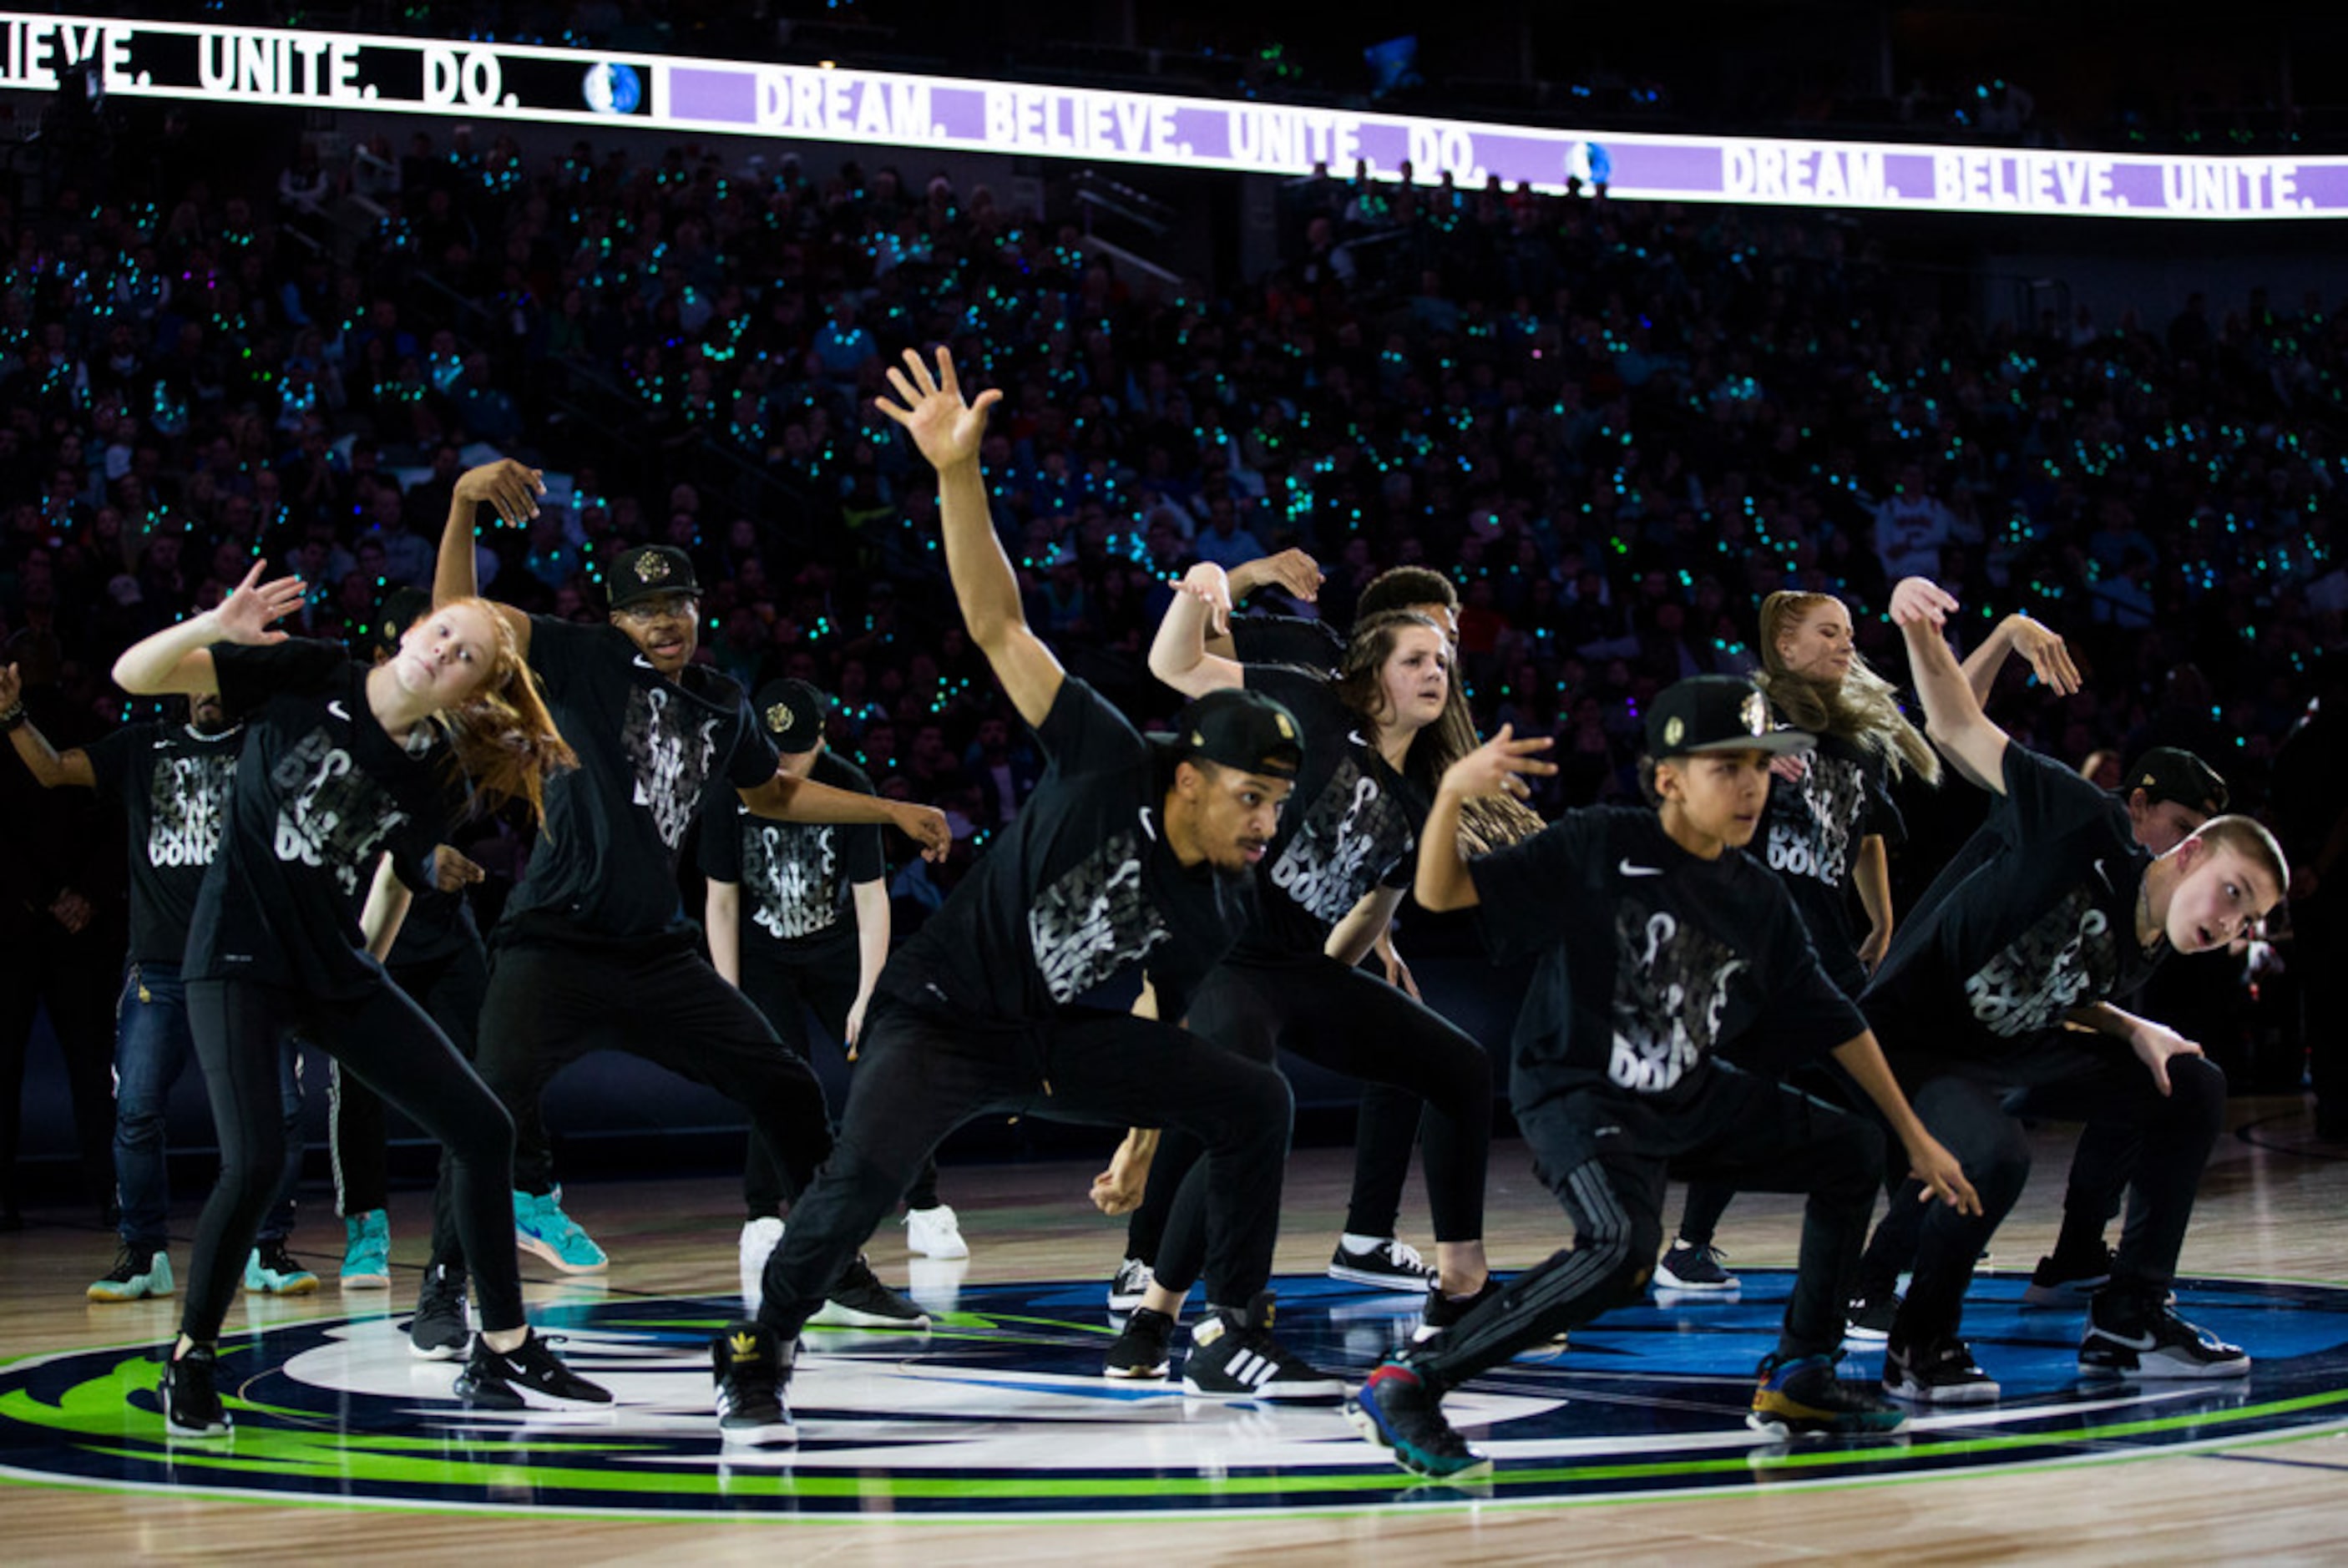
[1863,743,2164,1060]
[82,720,245,966]
[700,749,885,960]
[185,640,455,999]
[387,873,482,969]
[502,616,781,942]
[1231,615,1343,671]
[1471,806,1865,1115]
[1757,731,1905,997]
[879,677,1252,1026]
[1237,664,1426,961]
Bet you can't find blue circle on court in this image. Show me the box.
[3,1272,2345,1519]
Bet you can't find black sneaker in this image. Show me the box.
[409,1264,470,1361]
[1103,1307,1176,1379]
[1345,1361,1490,1479]
[1654,1241,1739,1293]
[453,1329,614,1409]
[1749,1352,1908,1436]
[712,1321,797,1446]
[1882,1336,2001,1404]
[1328,1237,1436,1291]
[1411,1275,1503,1344]
[1844,1286,1900,1345]
[807,1254,931,1330]
[1182,1291,1344,1401]
[2022,1244,2114,1307]
[158,1343,231,1439]
[2080,1293,2249,1380]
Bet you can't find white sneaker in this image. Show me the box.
[1107,1256,1154,1311]
[740,1216,785,1313]
[904,1204,969,1261]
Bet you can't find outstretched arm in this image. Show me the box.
[1416,725,1555,912]
[1958,609,2082,705]
[433,459,542,653]
[112,562,306,696]
[738,771,950,862]
[1890,576,2011,794]
[875,347,1063,728]
[0,665,94,789]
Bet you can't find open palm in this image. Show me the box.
[876,346,1000,471]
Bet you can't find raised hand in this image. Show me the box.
[453,459,545,528]
[1888,575,1958,630]
[1232,548,1324,604]
[1176,562,1235,636]
[215,561,307,646]
[875,346,1001,473]
[1438,724,1557,802]
[2009,615,2082,696]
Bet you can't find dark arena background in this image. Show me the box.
[1,1,2345,1559]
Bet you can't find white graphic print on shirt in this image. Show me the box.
[622,685,721,850]
[1608,903,1746,1093]
[1268,756,1413,924]
[1765,752,1864,887]
[268,728,410,896]
[1964,884,2118,1037]
[146,751,237,869]
[745,821,843,941]
[1029,828,1168,1003]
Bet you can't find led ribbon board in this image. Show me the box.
[2,11,2340,220]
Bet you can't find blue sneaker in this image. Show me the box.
[514,1186,608,1274]
[1345,1361,1490,1479]
[243,1241,320,1295]
[1752,1351,1910,1435]
[341,1209,391,1290]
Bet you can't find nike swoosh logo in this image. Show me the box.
[327,701,351,721]
[1618,860,1664,877]
[633,655,656,670]
[1348,730,1369,747]
[2092,858,2113,892]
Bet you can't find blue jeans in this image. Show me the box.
[115,962,301,1253]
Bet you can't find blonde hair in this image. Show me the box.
[1754,591,1941,787]
[412,598,577,825]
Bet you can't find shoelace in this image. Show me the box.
[1386,1239,1428,1270]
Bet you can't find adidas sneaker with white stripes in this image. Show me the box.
[1180,1291,1344,1401]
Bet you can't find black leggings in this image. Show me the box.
[738,949,939,1216]
[758,997,1293,1338]
[1142,953,1491,1299]
[184,976,523,1343]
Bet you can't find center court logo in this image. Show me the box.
[3,1277,2346,1520]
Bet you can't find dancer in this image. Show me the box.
[412,463,950,1355]
[1349,675,1977,1479]
[1860,576,2287,1401]
[110,526,607,1437]
[711,346,1313,1448]
[1099,567,1501,1386]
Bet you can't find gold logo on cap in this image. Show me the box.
[766,702,795,732]
[634,552,672,584]
[1742,691,1769,736]
[1664,716,1686,747]
[1274,713,1296,740]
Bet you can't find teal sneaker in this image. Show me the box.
[341,1209,391,1290]
[514,1186,608,1273]
[89,1244,175,1303]
[243,1240,320,1295]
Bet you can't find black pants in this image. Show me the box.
[1875,1020,2227,1347]
[1674,1058,1862,1250]
[1409,1068,1884,1394]
[185,976,523,1341]
[1859,1115,2137,1295]
[428,933,833,1272]
[330,938,500,1217]
[757,995,1293,1338]
[1141,953,1492,1299]
[0,921,118,1209]
[737,947,939,1216]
